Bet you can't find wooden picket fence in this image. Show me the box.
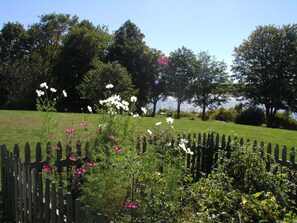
[1,133,297,222]
[1,142,105,223]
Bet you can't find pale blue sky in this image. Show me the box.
[1,0,296,71]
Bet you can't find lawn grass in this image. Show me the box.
[0,110,297,151]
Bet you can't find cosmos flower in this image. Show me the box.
[106,84,114,89]
[50,88,57,93]
[36,89,45,97]
[40,82,48,89]
[130,96,137,102]
[125,200,137,209]
[62,90,67,97]
[114,146,122,152]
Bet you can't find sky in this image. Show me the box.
[1,0,297,72]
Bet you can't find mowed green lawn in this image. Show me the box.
[0,110,297,151]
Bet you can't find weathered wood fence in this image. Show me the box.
[1,142,105,223]
[1,133,297,222]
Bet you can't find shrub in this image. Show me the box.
[274,112,297,130]
[188,142,296,222]
[209,107,237,122]
[235,106,265,126]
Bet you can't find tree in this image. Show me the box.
[78,60,136,107]
[107,20,154,111]
[166,47,196,119]
[27,13,78,82]
[146,49,168,117]
[54,20,111,111]
[232,24,297,127]
[190,51,230,120]
[0,22,34,109]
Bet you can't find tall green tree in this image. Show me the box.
[27,13,78,83]
[232,24,297,127]
[166,47,196,119]
[107,20,154,111]
[54,20,111,111]
[0,22,34,109]
[190,51,230,120]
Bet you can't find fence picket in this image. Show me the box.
[74,199,81,223]
[32,169,38,223]
[66,193,73,223]
[51,182,57,223]
[44,178,50,223]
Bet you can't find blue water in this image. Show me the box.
[147,96,237,112]
[147,96,297,119]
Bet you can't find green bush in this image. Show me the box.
[209,107,237,122]
[235,106,265,126]
[274,112,297,130]
[188,142,296,223]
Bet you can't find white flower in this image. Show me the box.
[130,96,137,103]
[141,107,147,115]
[185,148,194,155]
[62,90,67,97]
[147,129,152,135]
[36,89,45,97]
[178,138,193,154]
[106,84,114,89]
[40,82,48,89]
[87,106,92,113]
[180,139,188,144]
[155,122,162,126]
[166,117,174,124]
[50,88,57,93]
[133,113,139,118]
[166,142,172,147]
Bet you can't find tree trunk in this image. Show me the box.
[201,103,207,121]
[265,106,277,128]
[176,100,181,119]
[151,99,157,117]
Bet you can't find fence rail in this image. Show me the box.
[1,133,297,222]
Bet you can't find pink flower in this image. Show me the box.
[80,123,89,127]
[86,162,96,167]
[158,55,169,66]
[53,145,60,150]
[69,157,77,162]
[98,128,103,135]
[66,128,76,133]
[43,165,52,173]
[114,146,122,152]
[49,133,54,139]
[74,167,86,178]
[109,135,116,141]
[75,182,81,187]
[125,200,137,209]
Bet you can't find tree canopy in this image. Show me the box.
[232,24,297,127]
[166,46,196,119]
[190,51,230,120]
[107,20,154,110]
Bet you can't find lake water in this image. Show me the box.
[147,96,238,112]
[147,96,297,119]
